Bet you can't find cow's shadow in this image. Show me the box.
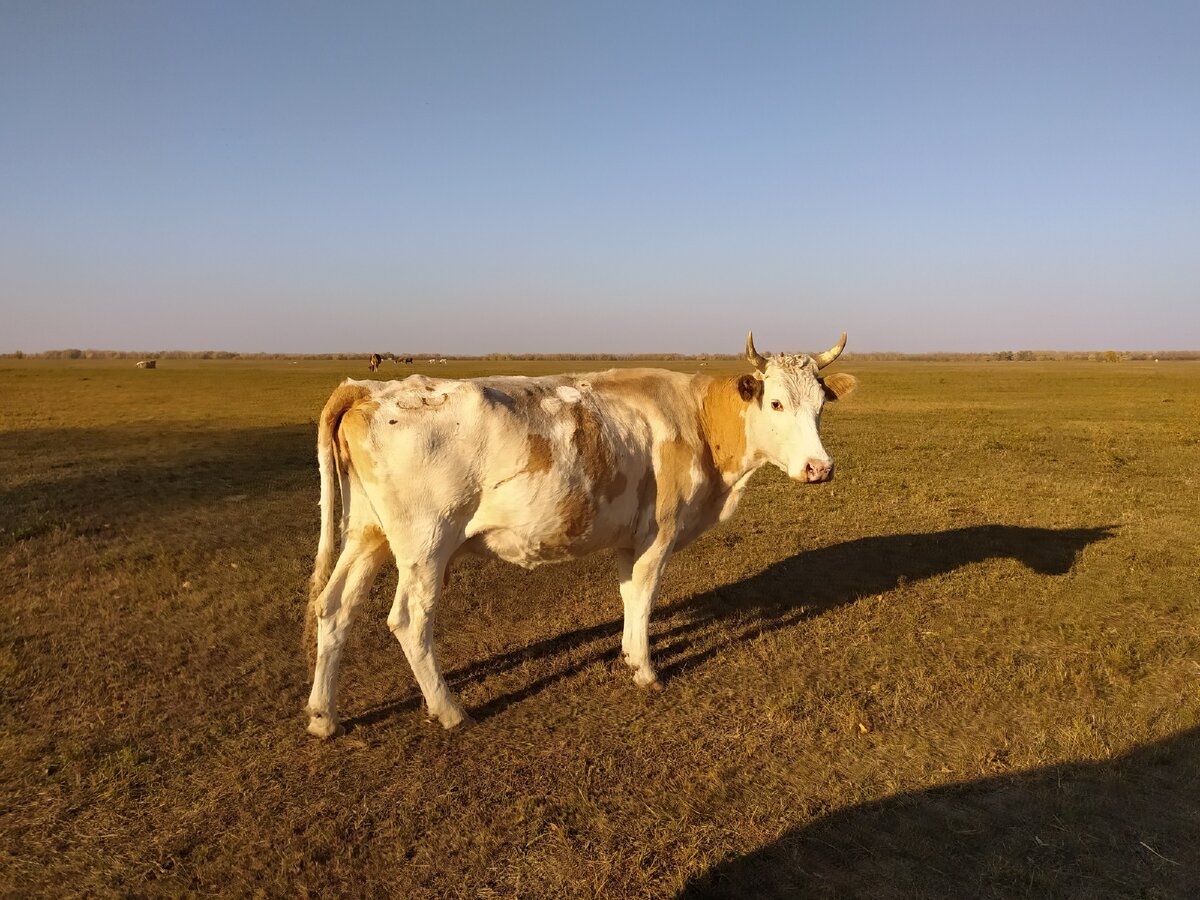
[346,524,1113,729]
[677,724,1200,898]
[0,424,315,537]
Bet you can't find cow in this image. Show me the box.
[135,359,157,369]
[368,353,383,372]
[305,332,856,738]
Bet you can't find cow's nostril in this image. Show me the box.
[805,459,832,482]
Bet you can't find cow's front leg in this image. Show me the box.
[388,563,472,729]
[616,542,672,690]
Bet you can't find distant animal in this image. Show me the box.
[136,360,156,369]
[428,358,437,365]
[403,357,414,365]
[305,332,857,737]
[439,358,448,365]
[368,353,383,372]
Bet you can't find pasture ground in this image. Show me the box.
[1,356,1198,898]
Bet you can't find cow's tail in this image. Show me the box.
[305,382,367,668]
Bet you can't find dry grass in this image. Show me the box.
[1,356,1198,898]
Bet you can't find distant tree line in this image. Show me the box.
[3,348,1198,361]
[481,352,697,361]
[3,349,407,360]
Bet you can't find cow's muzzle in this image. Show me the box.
[795,458,833,483]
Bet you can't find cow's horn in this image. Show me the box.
[746,331,768,371]
[812,332,847,370]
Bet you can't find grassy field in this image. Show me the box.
[2,355,1198,897]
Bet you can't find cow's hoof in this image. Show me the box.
[633,671,663,691]
[307,714,344,740]
[426,707,475,730]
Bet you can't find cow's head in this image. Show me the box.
[737,332,857,483]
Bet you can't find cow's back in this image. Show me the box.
[341,370,704,566]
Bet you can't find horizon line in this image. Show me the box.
[4,348,1198,360]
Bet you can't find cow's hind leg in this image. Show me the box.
[306,528,389,738]
[388,561,472,729]
[616,542,671,690]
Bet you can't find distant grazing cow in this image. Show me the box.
[404,357,414,365]
[428,358,437,364]
[439,358,448,365]
[305,332,856,737]
[368,353,383,372]
[136,360,156,369]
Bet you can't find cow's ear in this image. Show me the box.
[737,374,763,403]
[821,373,857,401]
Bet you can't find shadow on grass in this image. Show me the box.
[0,425,314,536]
[347,525,1114,729]
[678,724,1200,899]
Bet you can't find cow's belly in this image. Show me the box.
[474,529,575,569]
[466,488,637,569]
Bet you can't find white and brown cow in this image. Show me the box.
[305,333,857,737]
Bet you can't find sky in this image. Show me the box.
[2,1,1198,354]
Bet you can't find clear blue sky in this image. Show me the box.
[2,1,1197,354]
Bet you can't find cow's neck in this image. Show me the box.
[695,375,765,485]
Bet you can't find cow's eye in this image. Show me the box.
[771,400,783,411]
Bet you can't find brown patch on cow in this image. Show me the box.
[526,433,554,474]
[603,470,627,503]
[569,403,611,481]
[554,489,596,544]
[336,397,381,485]
[699,377,750,477]
[319,383,373,442]
[318,383,376,473]
[491,432,555,490]
[567,401,628,503]
[655,436,696,532]
[338,402,376,450]
[599,372,677,408]
[359,523,387,544]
